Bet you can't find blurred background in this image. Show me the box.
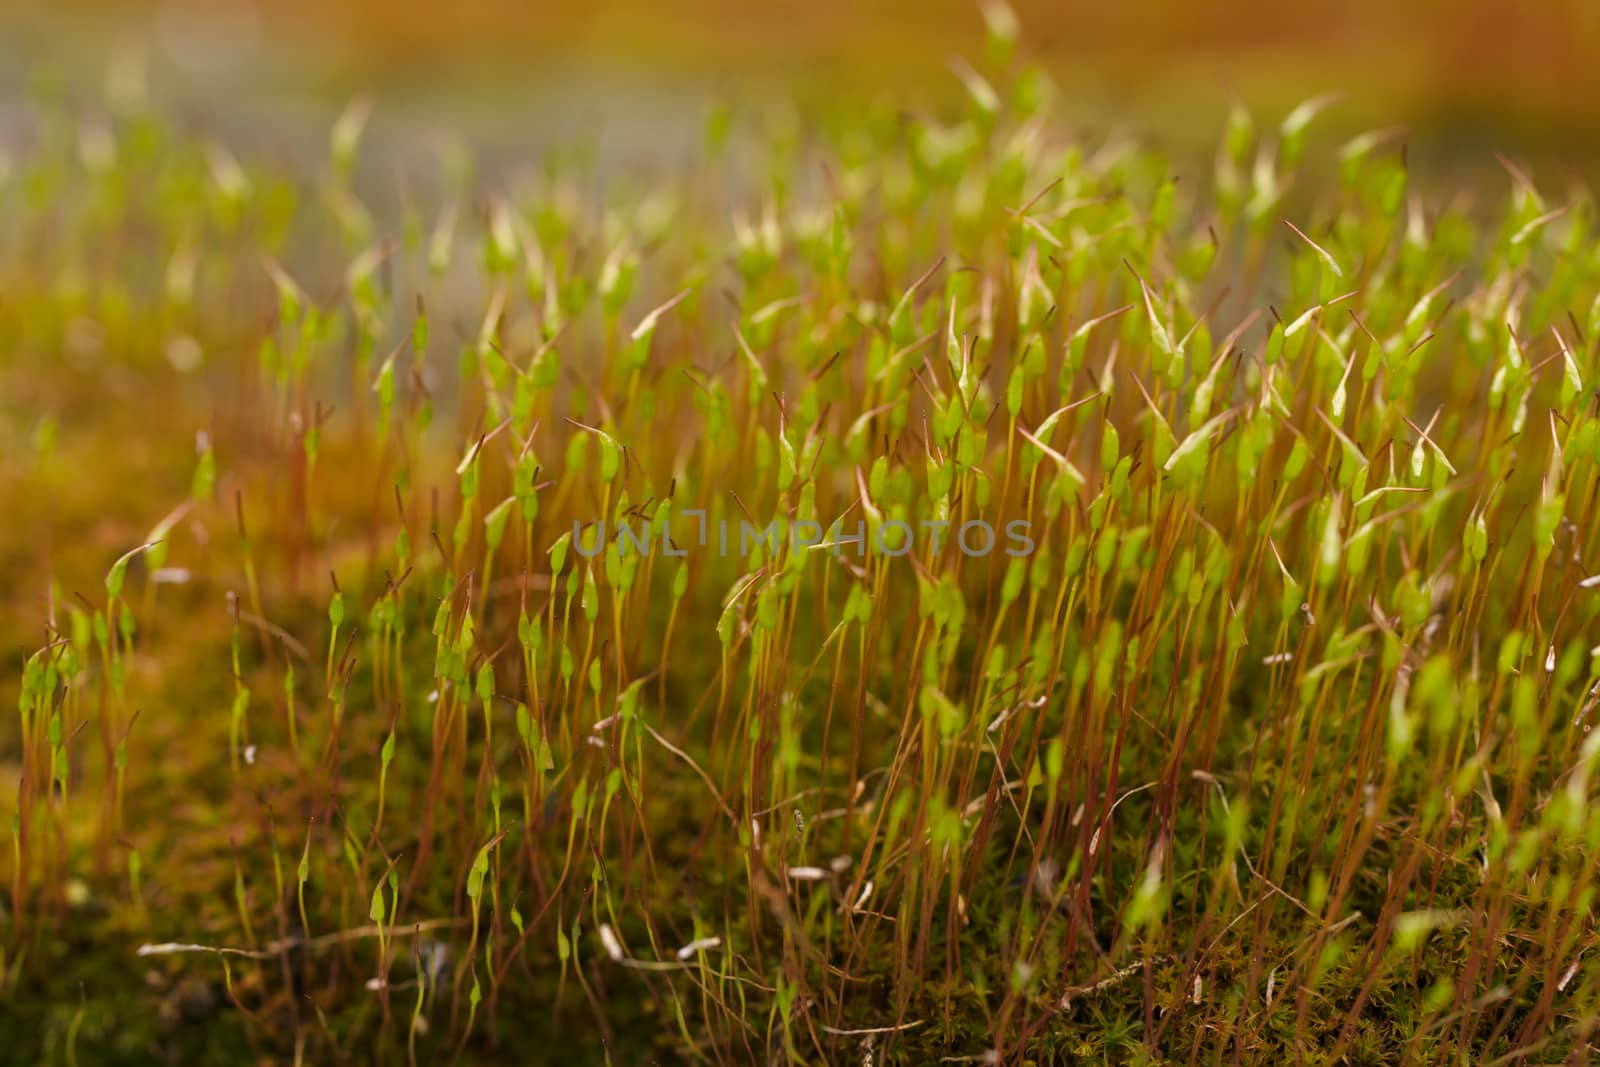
[3,0,1600,175]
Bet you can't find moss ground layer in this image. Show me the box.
[4,23,1600,1065]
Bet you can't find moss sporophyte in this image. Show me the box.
[7,9,1600,1063]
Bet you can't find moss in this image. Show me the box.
[6,16,1600,1063]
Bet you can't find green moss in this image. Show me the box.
[5,14,1600,1063]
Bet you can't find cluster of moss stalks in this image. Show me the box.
[5,14,1600,1065]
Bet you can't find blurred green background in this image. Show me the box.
[3,0,1600,173]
